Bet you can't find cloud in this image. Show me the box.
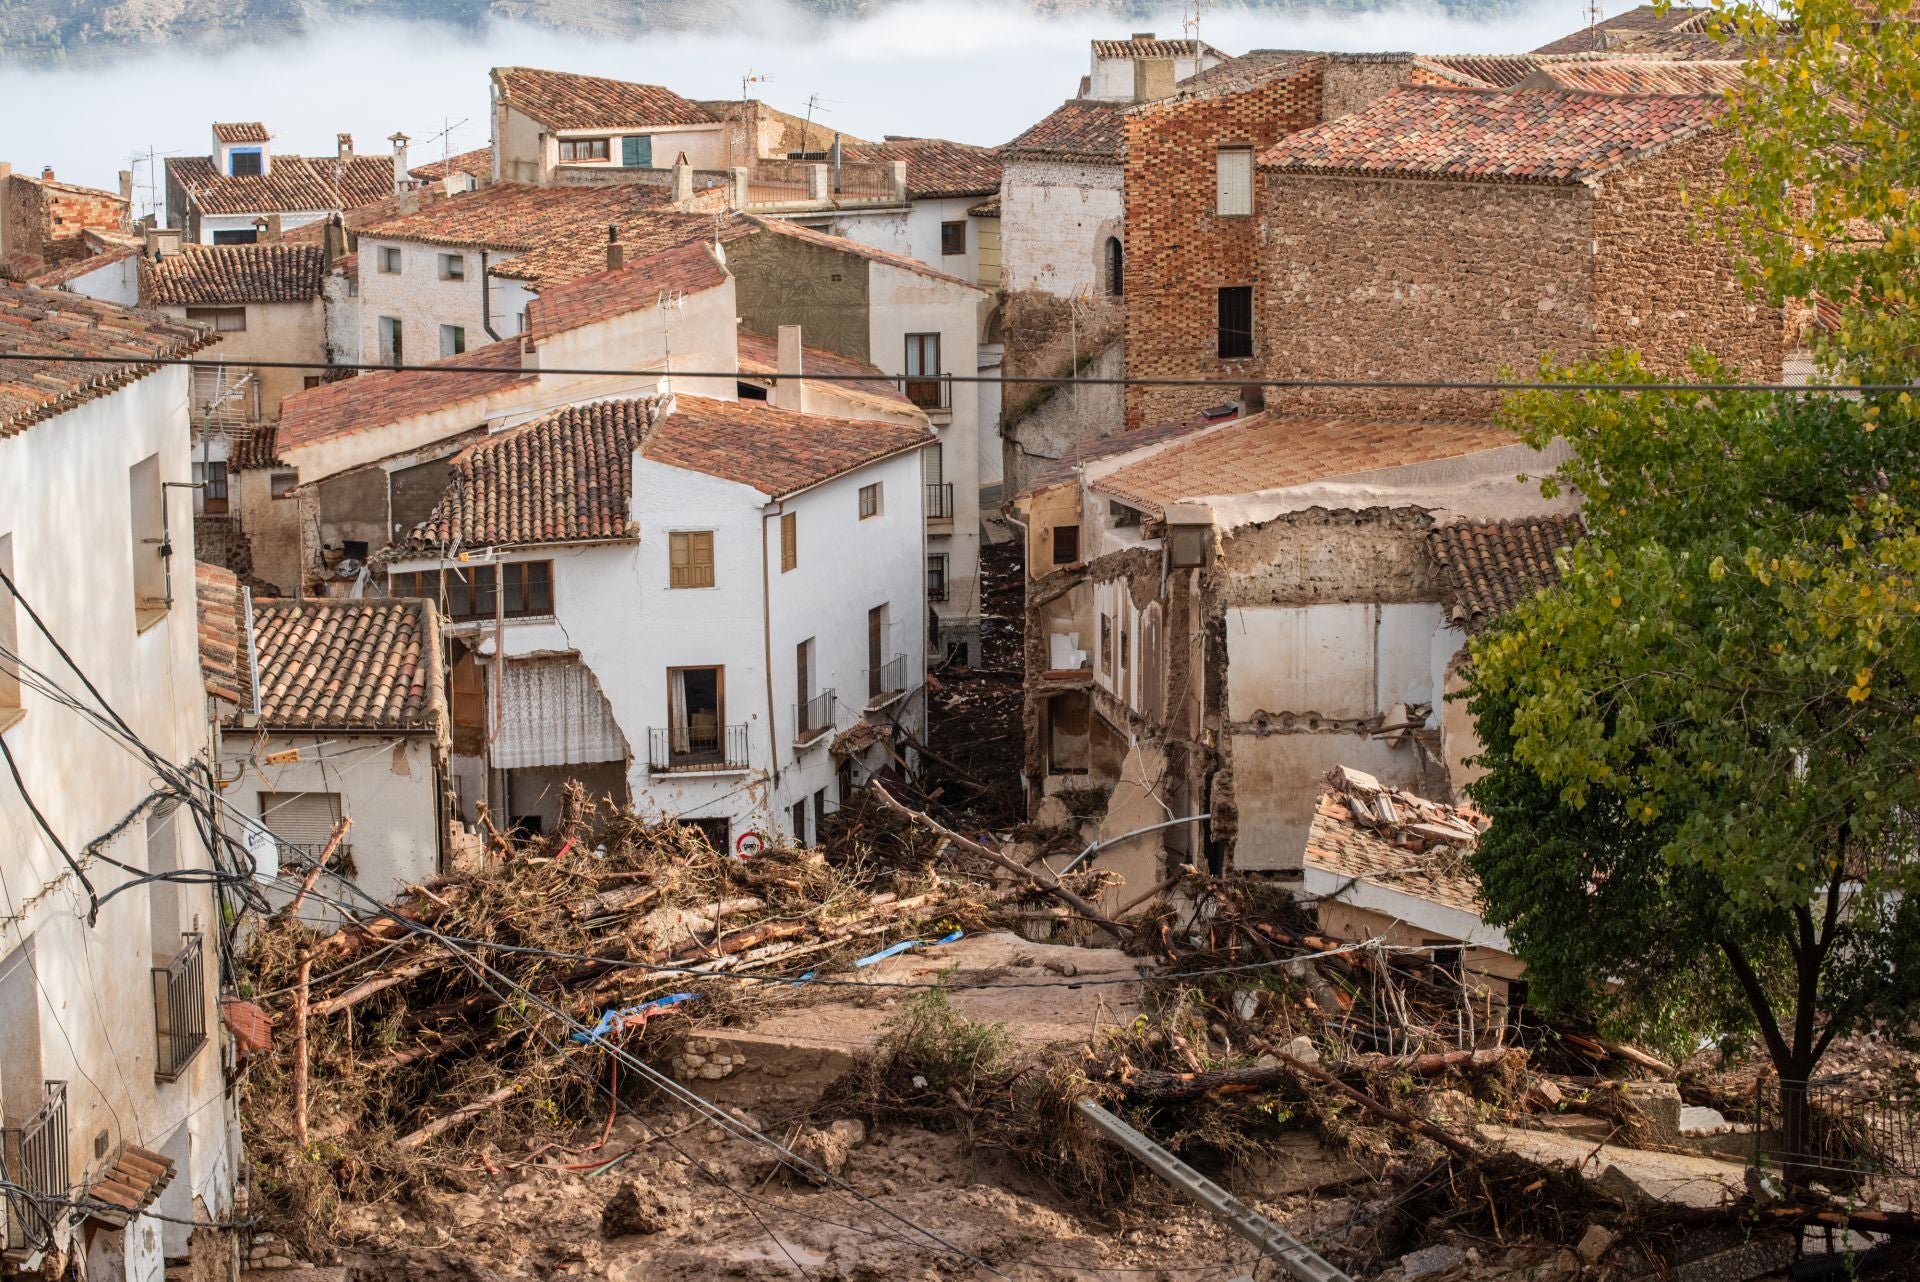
[1,0,1580,211]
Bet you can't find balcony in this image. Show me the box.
[2,1082,68,1257]
[794,690,835,746]
[925,482,955,523]
[899,374,950,412]
[867,653,909,705]
[152,932,208,1082]
[648,724,750,774]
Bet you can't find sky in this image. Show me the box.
[2,0,1588,214]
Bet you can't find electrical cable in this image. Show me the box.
[0,729,98,917]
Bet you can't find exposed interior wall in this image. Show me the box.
[1315,900,1525,1003]
[999,157,1123,301]
[1002,339,1125,499]
[506,762,630,835]
[729,231,873,361]
[234,467,302,594]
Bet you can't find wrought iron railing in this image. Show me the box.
[794,690,835,744]
[152,932,208,1082]
[2,1081,68,1254]
[648,724,750,773]
[925,482,954,520]
[868,653,909,700]
[1754,1078,1920,1181]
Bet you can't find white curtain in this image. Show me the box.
[490,658,628,770]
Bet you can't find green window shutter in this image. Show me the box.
[622,136,652,167]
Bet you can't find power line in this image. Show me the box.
[0,350,1906,395]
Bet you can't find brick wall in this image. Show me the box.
[2,175,129,269]
[1591,129,1785,379]
[1122,64,1325,429]
[1257,172,1595,421]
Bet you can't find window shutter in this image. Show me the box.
[258,792,344,855]
[693,531,713,569]
[1216,149,1253,216]
[622,136,652,167]
[781,513,797,572]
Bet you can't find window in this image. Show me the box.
[867,604,888,697]
[813,788,828,835]
[1052,523,1080,565]
[388,562,553,621]
[270,469,298,499]
[438,252,465,281]
[796,638,813,709]
[903,333,943,408]
[1105,236,1124,295]
[378,316,403,366]
[792,799,809,844]
[228,148,263,177]
[1217,286,1254,360]
[1215,147,1254,216]
[780,512,797,573]
[940,220,967,256]
[669,531,715,588]
[129,454,165,629]
[560,138,611,162]
[303,376,322,390]
[440,325,466,358]
[0,534,19,728]
[667,666,725,759]
[684,816,729,851]
[200,460,229,515]
[185,306,246,333]
[1169,524,1208,569]
[260,791,347,860]
[621,136,653,167]
[211,229,257,245]
[146,806,182,963]
[927,553,949,603]
[858,483,882,519]
[1100,614,1113,674]
[377,246,402,274]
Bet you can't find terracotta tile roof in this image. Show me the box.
[247,596,445,732]
[1090,37,1223,59]
[1517,59,1746,95]
[1260,85,1724,185]
[1306,766,1488,918]
[1018,405,1242,497]
[646,394,933,499]
[0,280,214,439]
[195,561,248,706]
[29,246,138,289]
[1004,100,1128,163]
[143,244,327,306]
[277,338,534,454]
[1417,54,1546,88]
[842,138,1003,199]
[165,153,396,217]
[1092,415,1516,516]
[1427,514,1584,631]
[497,210,739,285]
[213,122,271,144]
[744,216,983,291]
[410,146,492,181]
[736,329,916,411]
[493,66,718,131]
[526,240,729,343]
[407,398,660,552]
[968,194,1000,217]
[83,1146,175,1228]
[1532,3,1710,55]
[230,422,283,469]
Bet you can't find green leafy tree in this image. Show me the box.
[1464,0,1920,1178]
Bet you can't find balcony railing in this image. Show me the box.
[2,1082,68,1256]
[868,653,909,702]
[794,690,835,745]
[925,482,954,521]
[648,724,751,774]
[899,374,951,411]
[153,932,208,1082]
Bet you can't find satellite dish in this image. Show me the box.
[334,557,363,579]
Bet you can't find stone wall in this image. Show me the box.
[1216,506,1447,607]
[1122,63,1324,429]
[1320,54,1418,122]
[1591,129,1785,379]
[1001,337,1125,497]
[2,173,129,269]
[1256,172,1595,422]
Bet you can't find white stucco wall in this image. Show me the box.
[55,254,141,307]
[0,368,236,1268]
[197,209,329,245]
[1001,158,1124,299]
[357,237,503,364]
[831,196,990,287]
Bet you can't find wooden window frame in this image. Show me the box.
[269,469,298,500]
[185,306,247,333]
[1215,147,1254,217]
[940,220,967,256]
[201,460,229,514]
[858,483,882,521]
[377,246,402,275]
[780,511,797,573]
[1052,523,1080,565]
[438,252,465,281]
[926,553,949,603]
[388,562,553,621]
[669,530,716,589]
[903,333,943,408]
[440,324,466,358]
[560,137,612,163]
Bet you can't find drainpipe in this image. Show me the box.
[480,250,502,341]
[759,507,783,790]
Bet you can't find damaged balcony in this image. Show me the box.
[648,724,750,775]
[152,932,208,1081]
[793,689,835,747]
[1,1081,67,1260]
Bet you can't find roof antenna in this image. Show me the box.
[1586,0,1606,47]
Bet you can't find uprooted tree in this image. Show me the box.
[1464,0,1920,1183]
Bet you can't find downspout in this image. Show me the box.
[760,505,782,791]
[480,250,502,341]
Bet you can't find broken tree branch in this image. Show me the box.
[292,951,311,1146]
[283,816,351,920]
[396,1080,522,1150]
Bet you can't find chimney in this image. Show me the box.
[1132,30,1155,38]
[729,166,749,211]
[117,169,133,203]
[606,223,623,273]
[260,214,283,243]
[40,166,55,182]
[322,214,349,271]
[889,160,908,205]
[672,157,694,204]
[144,225,182,260]
[337,133,354,160]
[388,132,411,195]
[772,324,804,412]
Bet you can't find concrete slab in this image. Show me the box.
[1477,1122,1750,1209]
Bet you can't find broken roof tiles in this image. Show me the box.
[1004,100,1128,163]
[143,244,328,306]
[1306,766,1488,918]
[277,338,534,454]
[83,1146,176,1228]
[1427,514,1585,632]
[248,596,445,732]
[165,153,395,217]
[526,241,729,343]
[230,423,284,471]
[493,67,718,131]
[1261,85,1724,185]
[0,280,215,439]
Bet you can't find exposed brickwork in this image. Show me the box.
[1121,61,1323,429]
[1321,55,1420,120]
[3,173,130,270]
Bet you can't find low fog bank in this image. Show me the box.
[1,0,1584,212]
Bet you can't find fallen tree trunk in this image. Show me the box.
[396,1081,521,1149]
[871,783,1131,941]
[308,957,446,1018]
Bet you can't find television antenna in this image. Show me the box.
[423,116,471,175]
[742,69,772,101]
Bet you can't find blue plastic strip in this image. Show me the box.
[572,991,698,1044]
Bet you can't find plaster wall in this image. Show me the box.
[1001,158,1123,298]
[163,299,326,421]
[56,254,141,306]
[324,271,362,366]
[830,196,990,287]
[357,238,500,365]
[235,468,302,594]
